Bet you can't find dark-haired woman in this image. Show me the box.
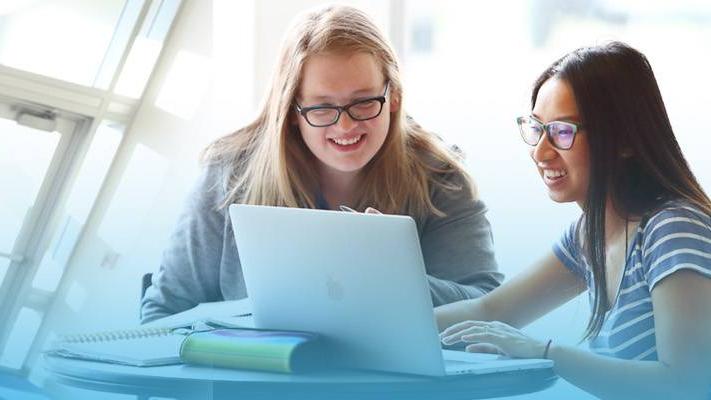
[437,42,710,399]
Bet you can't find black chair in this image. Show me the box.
[141,272,153,299]
[139,272,153,320]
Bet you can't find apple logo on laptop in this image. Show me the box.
[325,274,344,301]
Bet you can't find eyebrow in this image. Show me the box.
[303,86,380,103]
[531,113,581,123]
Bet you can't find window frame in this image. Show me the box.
[0,0,184,373]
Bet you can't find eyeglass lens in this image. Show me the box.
[519,118,576,150]
[306,99,383,126]
[547,122,576,149]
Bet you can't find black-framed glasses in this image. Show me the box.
[294,81,390,127]
[516,115,583,150]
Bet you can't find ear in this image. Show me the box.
[389,93,400,114]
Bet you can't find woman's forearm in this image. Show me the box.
[547,344,709,400]
[436,254,584,332]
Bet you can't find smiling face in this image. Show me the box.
[295,52,396,182]
[530,77,590,206]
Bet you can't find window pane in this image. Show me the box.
[112,0,182,96]
[0,118,60,253]
[0,307,42,369]
[32,121,123,292]
[0,258,8,288]
[0,0,135,86]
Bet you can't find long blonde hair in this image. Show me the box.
[203,5,476,218]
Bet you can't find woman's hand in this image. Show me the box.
[440,320,548,359]
[338,205,382,214]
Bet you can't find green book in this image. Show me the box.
[179,328,325,373]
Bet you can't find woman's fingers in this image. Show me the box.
[442,329,493,345]
[460,331,503,346]
[441,320,546,359]
[440,320,477,337]
[465,343,501,354]
[440,321,479,344]
[364,207,382,214]
[441,321,512,346]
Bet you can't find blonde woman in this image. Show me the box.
[141,5,502,323]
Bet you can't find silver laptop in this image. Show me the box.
[229,204,552,376]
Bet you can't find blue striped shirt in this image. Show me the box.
[553,201,711,360]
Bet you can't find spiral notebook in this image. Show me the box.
[47,327,186,367]
[46,300,255,367]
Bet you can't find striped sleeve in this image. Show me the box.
[642,205,711,291]
[553,219,586,280]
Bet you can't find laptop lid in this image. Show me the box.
[229,204,446,376]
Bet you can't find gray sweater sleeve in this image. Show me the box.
[419,172,503,306]
[140,163,229,323]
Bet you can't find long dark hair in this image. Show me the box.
[531,42,711,340]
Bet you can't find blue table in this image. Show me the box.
[43,355,557,400]
[0,371,50,400]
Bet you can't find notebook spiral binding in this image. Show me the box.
[58,327,174,344]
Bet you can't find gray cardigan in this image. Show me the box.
[141,162,503,323]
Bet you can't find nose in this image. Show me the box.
[530,132,558,163]
[334,110,357,132]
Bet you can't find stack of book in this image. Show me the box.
[46,299,325,373]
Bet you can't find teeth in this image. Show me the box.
[331,135,362,146]
[544,169,567,179]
